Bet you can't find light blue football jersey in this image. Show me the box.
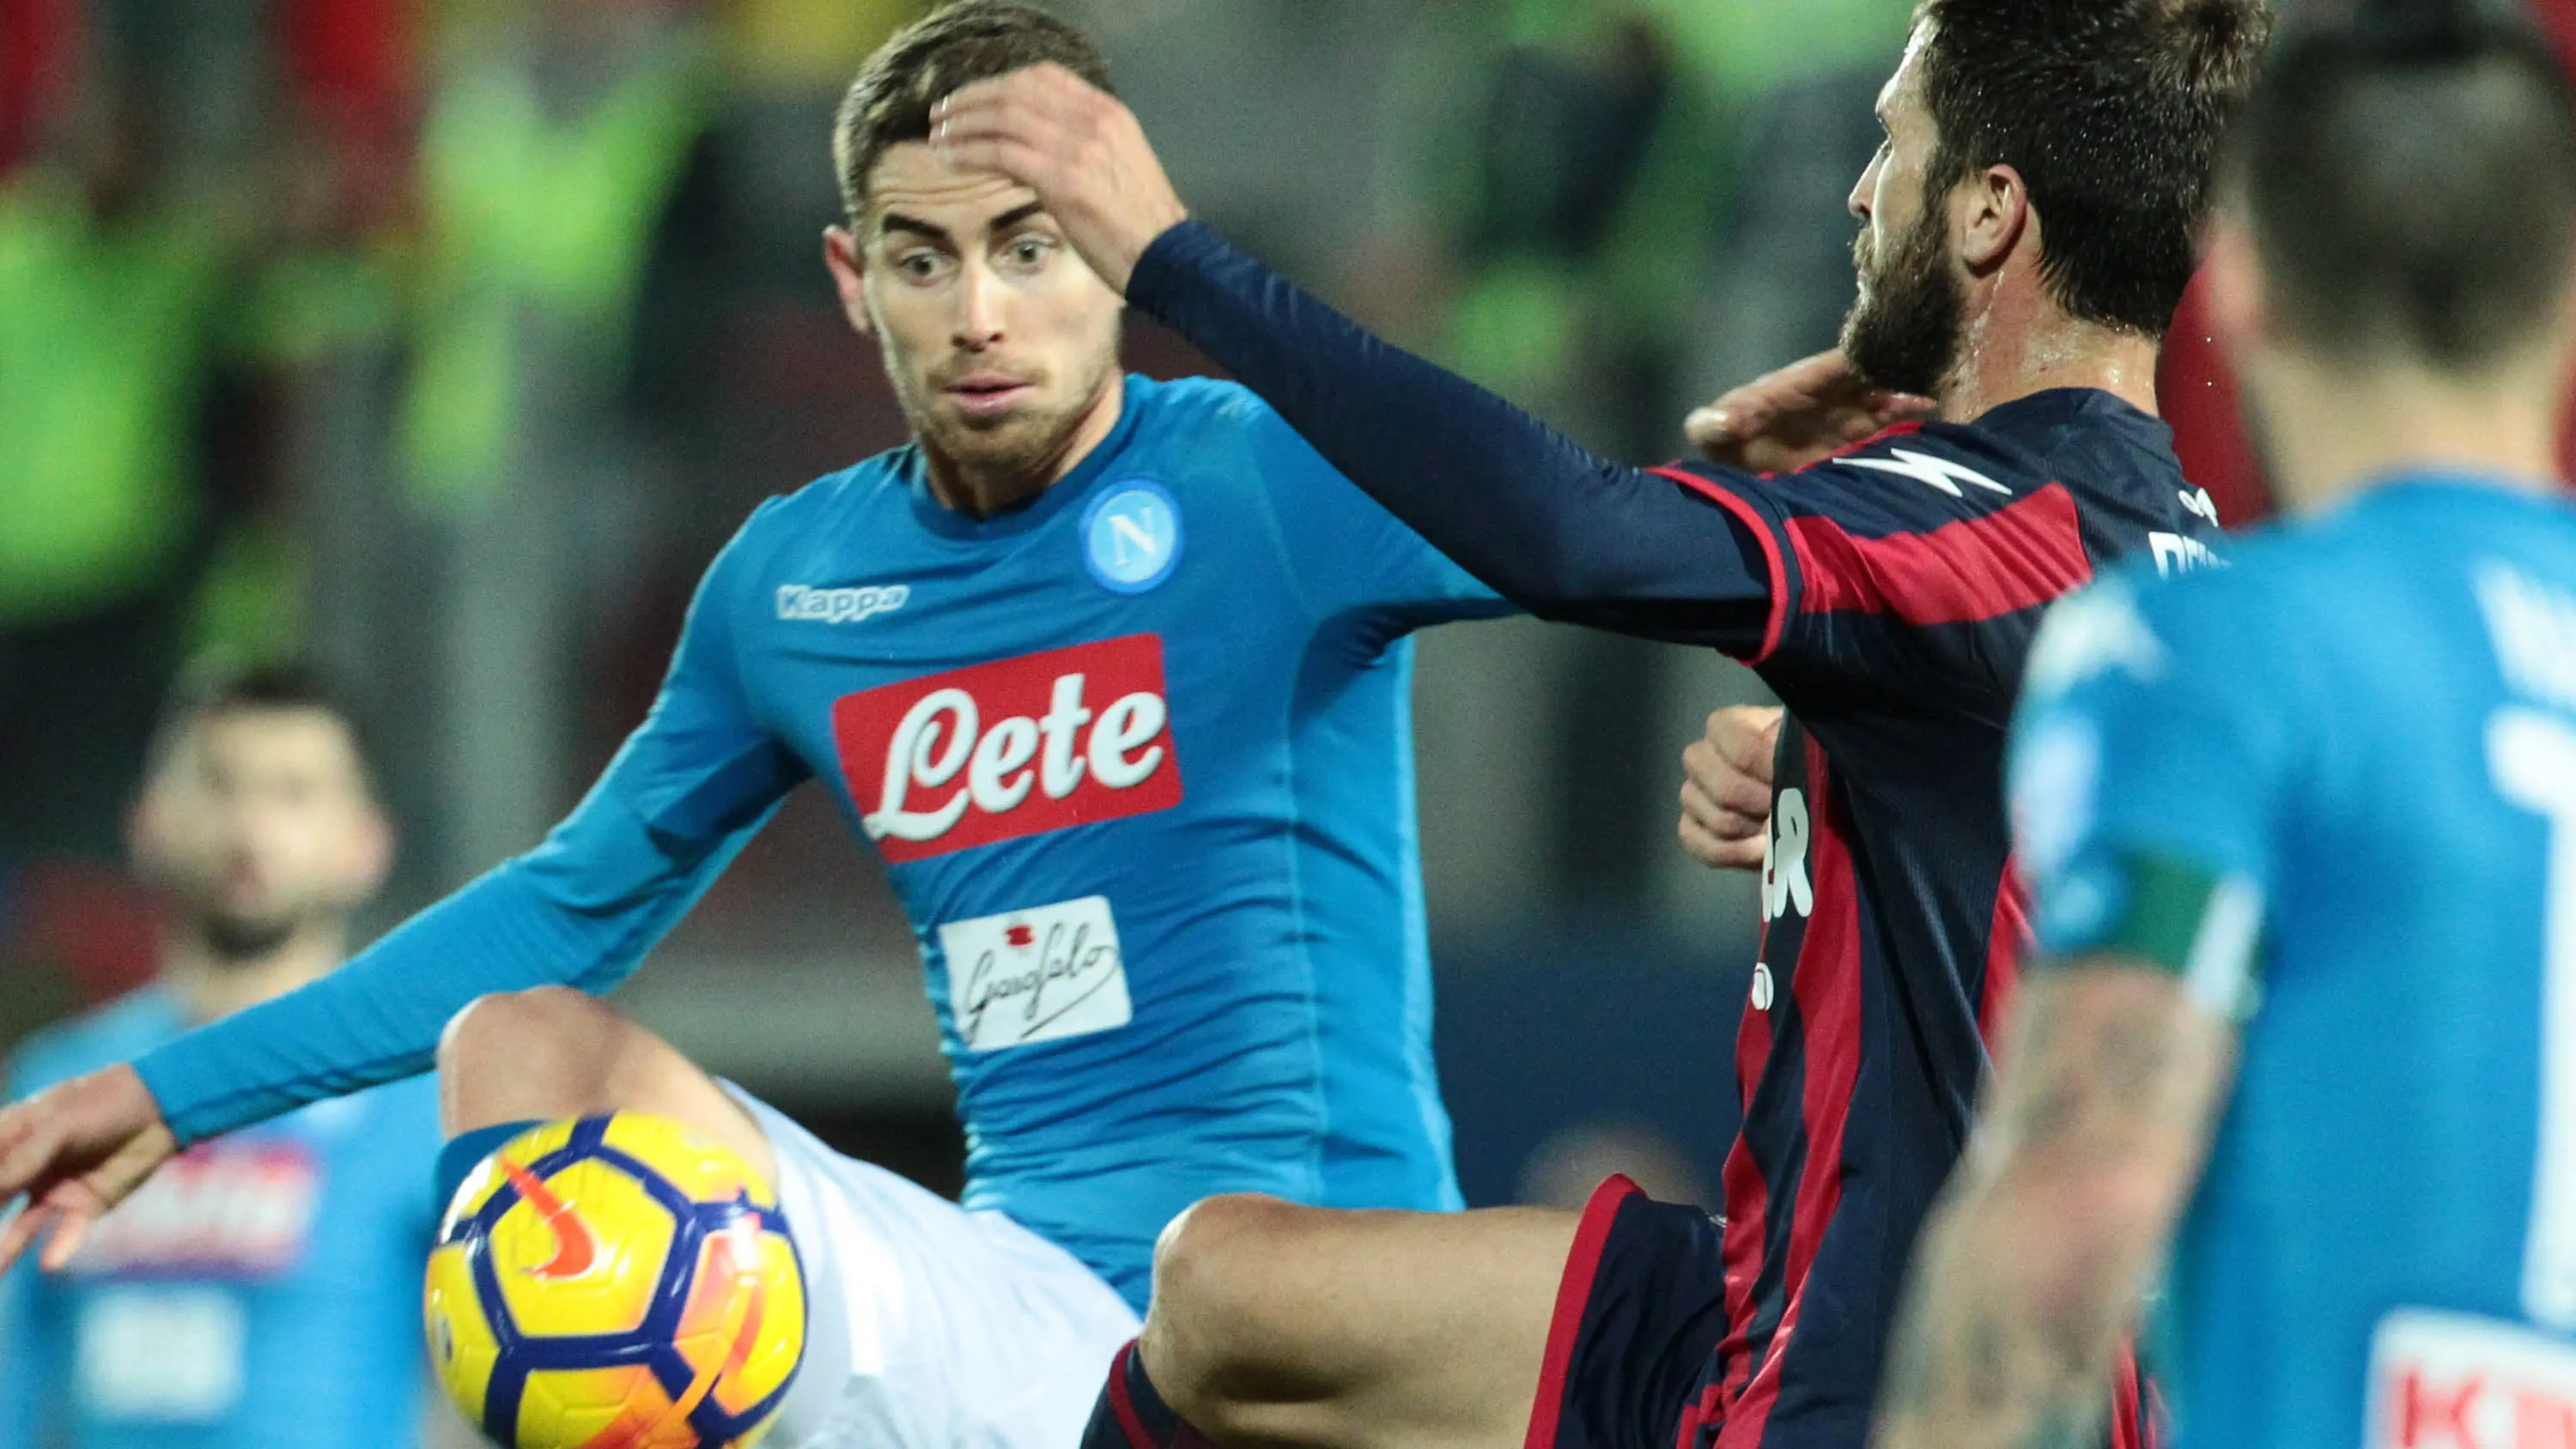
[131,374,1511,1310]
[2009,475,2576,1449]
[0,989,444,1449]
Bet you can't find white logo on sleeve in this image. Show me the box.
[2025,581,2169,697]
[1838,448,2012,498]
[941,895,1133,1052]
[2010,714,2101,882]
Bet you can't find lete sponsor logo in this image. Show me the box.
[834,634,1183,863]
[69,1141,319,1278]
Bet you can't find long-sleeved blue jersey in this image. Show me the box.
[125,374,1510,1307]
[0,990,442,1449]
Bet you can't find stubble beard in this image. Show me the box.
[914,353,1121,505]
[1839,201,1966,402]
[198,908,303,962]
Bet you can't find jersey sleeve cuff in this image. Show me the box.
[129,1046,216,1149]
[1645,464,1798,664]
[2037,846,2266,1020]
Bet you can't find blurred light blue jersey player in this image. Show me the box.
[2012,476,2576,1449]
[127,372,1508,1310]
[0,990,442,1449]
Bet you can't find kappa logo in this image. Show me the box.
[778,584,910,624]
[1839,448,2013,499]
[498,1159,598,1280]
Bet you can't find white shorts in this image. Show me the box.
[730,1092,1143,1449]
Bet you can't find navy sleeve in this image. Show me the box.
[1658,428,2102,713]
[1236,396,1518,634]
[130,512,809,1144]
[1128,221,1776,655]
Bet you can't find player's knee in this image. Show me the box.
[1152,1193,1299,1319]
[437,987,616,1103]
[1145,1194,1315,1424]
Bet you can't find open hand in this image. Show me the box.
[1680,706,1783,871]
[933,64,1189,296]
[0,1064,178,1273]
[1686,351,1935,476]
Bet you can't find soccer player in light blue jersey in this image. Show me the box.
[0,7,1531,1446]
[1869,8,2576,1449]
[0,666,453,1449]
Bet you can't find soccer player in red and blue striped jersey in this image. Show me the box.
[934,4,2269,1449]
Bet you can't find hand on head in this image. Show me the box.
[931,64,1190,295]
[0,1064,176,1274]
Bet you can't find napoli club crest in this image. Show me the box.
[1082,482,1183,594]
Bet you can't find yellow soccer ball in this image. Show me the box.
[423,1115,806,1449]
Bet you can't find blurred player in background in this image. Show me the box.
[0,4,1526,1447]
[932,3,2263,1449]
[0,664,451,1449]
[1874,8,2576,1449]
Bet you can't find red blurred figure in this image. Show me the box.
[2160,0,2576,522]
[0,0,77,173]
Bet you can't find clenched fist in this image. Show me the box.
[1679,706,1784,871]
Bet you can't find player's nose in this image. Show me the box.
[953,264,1006,349]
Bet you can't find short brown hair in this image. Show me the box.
[1917,0,2272,339]
[145,659,379,796]
[2229,2,2576,372]
[834,2,1115,222]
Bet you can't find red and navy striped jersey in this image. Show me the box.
[1118,223,2219,1448]
[1662,390,2221,1449]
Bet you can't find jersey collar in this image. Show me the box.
[902,373,1148,543]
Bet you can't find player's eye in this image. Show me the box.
[896,251,950,282]
[1001,236,1054,271]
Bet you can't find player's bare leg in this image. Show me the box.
[434,985,775,1188]
[1103,1193,1579,1449]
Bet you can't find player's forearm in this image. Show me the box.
[1873,1155,2163,1449]
[1874,967,2233,1449]
[1127,221,1771,645]
[130,856,679,1143]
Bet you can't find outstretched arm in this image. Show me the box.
[935,65,1777,652]
[0,518,805,1273]
[1871,963,2235,1449]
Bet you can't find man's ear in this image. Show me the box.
[823,224,875,339]
[339,799,396,907]
[126,777,173,881]
[1957,162,2031,275]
